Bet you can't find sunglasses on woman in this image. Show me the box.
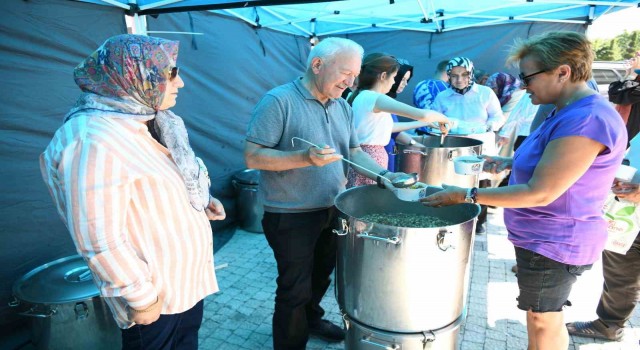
[519,70,546,86]
[170,67,179,80]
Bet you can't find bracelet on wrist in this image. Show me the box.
[130,297,160,314]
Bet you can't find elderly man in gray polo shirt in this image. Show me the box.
[245,37,410,350]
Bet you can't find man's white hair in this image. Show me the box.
[306,37,364,68]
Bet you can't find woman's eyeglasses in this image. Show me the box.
[519,70,546,86]
[170,67,179,81]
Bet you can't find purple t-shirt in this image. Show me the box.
[504,94,627,265]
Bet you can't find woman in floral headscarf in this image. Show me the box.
[486,72,527,160]
[40,34,225,350]
[486,72,524,115]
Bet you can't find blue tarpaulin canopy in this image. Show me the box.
[71,0,637,36]
[1,0,636,334]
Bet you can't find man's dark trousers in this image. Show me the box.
[262,207,338,350]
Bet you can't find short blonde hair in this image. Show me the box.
[507,31,594,82]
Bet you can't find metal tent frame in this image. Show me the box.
[70,0,637,37]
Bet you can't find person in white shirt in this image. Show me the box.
[431,57,505,137]
[346,53,449,188]
[431,56,504,233]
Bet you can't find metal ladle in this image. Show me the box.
[291,137,418,188]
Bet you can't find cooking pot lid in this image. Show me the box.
[233,169,260,185]
[13,255,99,304]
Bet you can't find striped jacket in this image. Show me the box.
[40,115,218,328]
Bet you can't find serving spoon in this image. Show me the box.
[291,137,418,188]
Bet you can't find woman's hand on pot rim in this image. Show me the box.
[420,184,465,207]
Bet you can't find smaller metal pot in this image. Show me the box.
[398,135,483,188]
[10,255,121,350]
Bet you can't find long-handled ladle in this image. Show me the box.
[291,137,418,188]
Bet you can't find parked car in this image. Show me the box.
[592,61,627,96]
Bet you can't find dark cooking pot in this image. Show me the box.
[10,255,121,350]
[334,185,480,332]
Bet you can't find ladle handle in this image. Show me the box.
[291,137,391,183]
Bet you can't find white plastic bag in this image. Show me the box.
[603,193,640,254]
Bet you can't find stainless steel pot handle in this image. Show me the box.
[422,330,436,345]
[448,148,479,160]
[403,149,428,156]
[8,297,19,307]
[332,218,349,236]
[437,229,455,251]
[75,302,89,320]
[360,336,400,350]
[342,312,350,331]
[19,306,56,318]
[357,232,401,245]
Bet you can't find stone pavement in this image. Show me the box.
[200,208,640,350]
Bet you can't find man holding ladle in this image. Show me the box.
[244,37,446,350]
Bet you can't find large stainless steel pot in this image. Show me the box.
[10,255,121,350]
[343,312,464,350]
[335,185,480,332]
[398,135,482,188]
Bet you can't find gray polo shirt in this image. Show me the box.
[246,78,359,213]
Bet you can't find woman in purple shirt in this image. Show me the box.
[421,31,627,349]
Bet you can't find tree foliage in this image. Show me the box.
[594,30,640,61]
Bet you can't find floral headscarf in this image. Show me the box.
[486,72,522,107]
[446,56,475,95]
[66,34,210,211]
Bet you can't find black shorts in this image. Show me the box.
[514,246,592,312]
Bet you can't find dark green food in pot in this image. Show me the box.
[407,183,427,189]
[360,213,456,228]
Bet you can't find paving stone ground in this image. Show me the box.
[202,208,640,350]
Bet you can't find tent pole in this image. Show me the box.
[133,13,148,35]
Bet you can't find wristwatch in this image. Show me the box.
[465,187,478,204]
